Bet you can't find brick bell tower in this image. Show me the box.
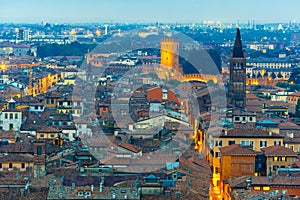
[229,28,246,109]
[160,38,183,80]
[33,140,46,178]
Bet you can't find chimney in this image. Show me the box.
[99,182,103,192]
[286,132,294,138]
[114,130,119,136]
[91,185,94,192]
[269,131,272,136]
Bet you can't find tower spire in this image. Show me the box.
[232,28,244,58]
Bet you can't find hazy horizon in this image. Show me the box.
[1,0,300,24]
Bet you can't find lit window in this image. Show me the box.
[263,186,270,191]
[254,186,261,191]
[273,157,278,161]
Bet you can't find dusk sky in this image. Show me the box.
[1,0,300,24]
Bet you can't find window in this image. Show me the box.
[263,186,270,191]
[228,141,235,145]
[9,113,13,119]
[273,165,278,171]
[280,157,286,162]
[273,157,278,161]
[254,186,261,191]
[37,146,42,156]
[215,152,220,158]
[50,134,55,138]
[0,163,2,168]
[9,124,13,130]
[15,114,18,119]
[234,117,240,121]
[290,145,294,151]
[215,140,222,147]
[240,140,254,149]
[249,117,253,121]
[4,113,7,119]
[260,141,267,148]
[40,134,44,138]
[9,163,12,168]
[215,167,221,174]
[274,141,281,146]
[21,163,25,168]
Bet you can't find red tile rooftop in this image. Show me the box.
[252,176,300,186]
[218,127,283,138]
[0,153,34,162]
[219,144,258,156]
[261,145,298,156]
[73,118,89,124]
[289,91,300,97]
[118,142,141,153]
[37,126,61,133]
[0,130,17,139]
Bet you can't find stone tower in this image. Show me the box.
[229,28,246,109]
[160,38,182,79]
[33,140,46,178]
[161,38,182,70]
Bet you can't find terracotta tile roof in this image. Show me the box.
[0,130,17,139]
[289,91,300,97]
[37,126,61,133]
[252,176,300,187]
[219,144,257,156]
[118,143,141,153]
[73,118,88,124]
[225,176,250,188]
[262,145,297,156]
[219,127,283,138]
[0,153,34,162]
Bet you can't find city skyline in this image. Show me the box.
[1,0,300,24]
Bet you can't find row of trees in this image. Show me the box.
[37,41,97,58]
